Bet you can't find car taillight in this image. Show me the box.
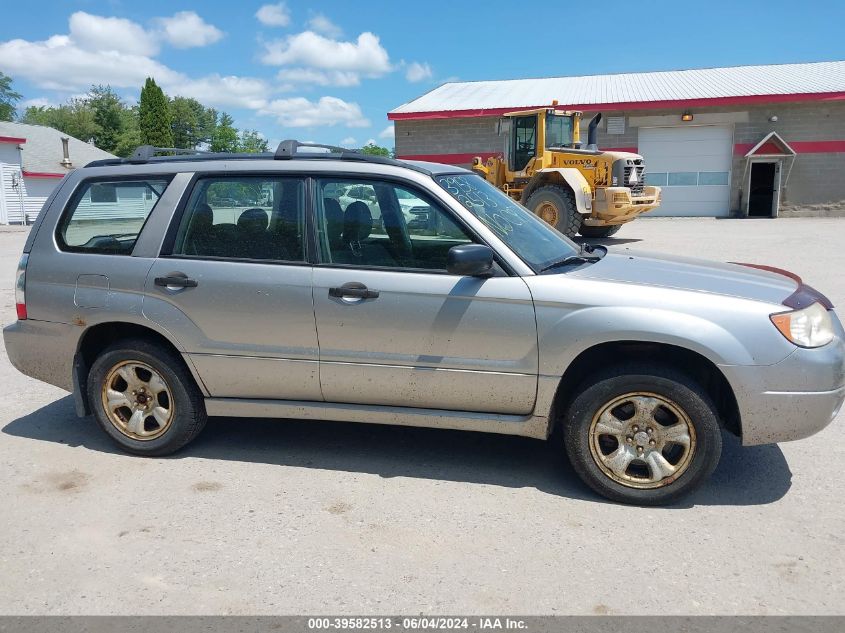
[15,253,28,320]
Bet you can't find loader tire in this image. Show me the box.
[579,224,623,239]
[525,185,581,238]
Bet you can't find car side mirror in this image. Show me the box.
[447,244,495,277]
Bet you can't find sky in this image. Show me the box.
[2,0,845,150]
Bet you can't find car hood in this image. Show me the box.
[569,250,798,305]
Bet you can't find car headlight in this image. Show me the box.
[770,302,834,348]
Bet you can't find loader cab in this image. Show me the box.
[504,108,581,172]
[510,115,538,172]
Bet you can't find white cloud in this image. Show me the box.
[262,31,391,77]
[170,75,271,110]
[364,138,377,146]
[20,97,56,109]
[0,18,265,110]
[0,35,179,91]
[307,13,342,38]
[378,124,394,139]
[0,11,235,91]
[1,11,380,143]
[259,96,370,128]
[276,68,360,87]
[340,136,357,146]
[406,61,432,83]
[256,3,291,27]
[155,11,224,48]
[69,11,159,56]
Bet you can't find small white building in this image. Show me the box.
[0,122,116,224]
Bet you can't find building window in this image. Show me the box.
[606,116,625,135]
[667,172,698,186]
[89,183,118,203]
[644,172,667,186]
[698,171,729,186]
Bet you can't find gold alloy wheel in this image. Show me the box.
[588,392,697,489]
[101,360,174,441]
[536,202,560,226]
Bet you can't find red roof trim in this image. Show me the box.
[22,171,65,178]
[403,139,845,166]
[734,140,845,155]
[0,136,27,144]
[388,91,845,121]
[400,148,641,164]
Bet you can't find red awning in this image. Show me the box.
[744,131,796,157]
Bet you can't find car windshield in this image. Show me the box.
[435,174,579,271]
[546,114,573,148]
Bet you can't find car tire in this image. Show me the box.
[578,224,622,239]
[87,338,207,456]
[562,363,722,505]
[525,185,582,237]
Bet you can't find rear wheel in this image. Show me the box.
[562,363,722,505]
[579,223,622,238]
[88,338,207,456]
[525,185,581,237]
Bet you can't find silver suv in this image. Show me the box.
[4,142,844,505]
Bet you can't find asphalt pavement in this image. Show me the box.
[0,218,843,615]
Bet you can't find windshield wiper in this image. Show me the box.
[538,254,601,273]
[538,244,606,273]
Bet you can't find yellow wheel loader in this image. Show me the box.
[472,106,661,238]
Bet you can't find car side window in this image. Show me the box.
[57,178,170,254]
[316,178,475,271]
[172,176,306,262]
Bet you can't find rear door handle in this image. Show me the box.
[155,275,198,288]
[329,282,379,299]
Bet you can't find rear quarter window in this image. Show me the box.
[57,178,170,255]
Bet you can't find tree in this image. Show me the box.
[170,96,199,149]
[238,129,268,153]
[114,105,142,157]
[210,112,238,152]
[21,100,100,143]
[195,105,217,147]
[0,72,22,121]
[88,85,125,154]
[139,77,172,147]
[360,142,390,157]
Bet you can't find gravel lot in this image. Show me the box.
[0,217,843,615]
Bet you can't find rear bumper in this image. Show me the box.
[3,319,77,392]
[720,328,845,445]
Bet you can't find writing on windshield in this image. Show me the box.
[436,174,578,271]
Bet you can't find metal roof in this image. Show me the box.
[389,60,845,119]
[0,121,115,175]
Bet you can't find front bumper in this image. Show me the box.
[720,324,845,445]
[587,186,661,225]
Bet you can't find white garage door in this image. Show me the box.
[638,125,733,217]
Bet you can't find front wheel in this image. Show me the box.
[579,223,622,238]
[562,363,722,505]
[525,185,581,238]
[88,338,207,456]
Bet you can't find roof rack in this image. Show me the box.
[274,140,348,158]
[84,139,429,173]
[129,145,212,162]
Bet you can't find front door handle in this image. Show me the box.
[329,282,379,300]
[155,275,198,288]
